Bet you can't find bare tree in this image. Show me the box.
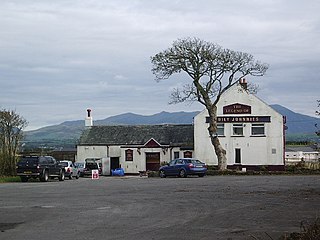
[0,109,28,176]
[151,38,268,170]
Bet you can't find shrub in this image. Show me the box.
[280,218,320,240]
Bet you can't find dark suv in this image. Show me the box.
[16,156,65,182]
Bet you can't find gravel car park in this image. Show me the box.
[0,175,319,240]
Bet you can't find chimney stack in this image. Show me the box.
[239,78,248,90]
[85,108,93,128]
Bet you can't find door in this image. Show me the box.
[110,157,120,171]
[46,157,59,175]
[235,148,241,164]
[145,153,160,171]
[166,160,177,175]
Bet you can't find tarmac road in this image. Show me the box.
[0,175,319,240]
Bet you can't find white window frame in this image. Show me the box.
[217,123,225,136]
[251,123,265,136]
[232,123,244,136]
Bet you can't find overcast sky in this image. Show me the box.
[0,0,319,130]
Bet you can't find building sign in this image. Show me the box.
[206,116,271,123]
[223,103,251,114]
[217,116,271,123]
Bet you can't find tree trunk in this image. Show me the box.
[207,105,227,170]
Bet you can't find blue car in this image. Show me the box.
[159,158,207,178]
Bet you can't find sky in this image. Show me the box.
[0,0,319,130]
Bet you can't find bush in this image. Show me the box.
[280,218,320,240]
[0,176,21,183]
[147,171,159,177]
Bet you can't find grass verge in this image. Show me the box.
[0,176,21,183]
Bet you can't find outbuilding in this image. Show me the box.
[77,124,194,175]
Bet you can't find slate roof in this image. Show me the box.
[78,124,194,147]
[285,145,319,153]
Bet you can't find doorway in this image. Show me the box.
[110,157,120,171]
[235,148,241,164]
[145,152,160,171]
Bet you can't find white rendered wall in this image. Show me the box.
[76,145,108,163]
[194,84,284,167]
[119,147,189,173]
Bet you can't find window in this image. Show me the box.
[169,160,176,166]
[184,151,193,158]
[125,149,133,161]
[39,157,48,164]
[251,123,265,136]
[217,123,225,136]
[46,157,55,164]
[176,159,184,164]
[174,152,179,159]
[232,124,244,136]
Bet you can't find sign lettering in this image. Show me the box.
[223,103,251,114]
[206,116,271,123]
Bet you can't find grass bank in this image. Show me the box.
[0,176,21,183]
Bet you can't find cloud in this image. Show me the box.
[0,0,319,130]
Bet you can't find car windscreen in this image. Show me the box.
[60,162,68,167]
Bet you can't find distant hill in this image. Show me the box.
[96,111,200,125]
[23,106,320,149]
[270,104,319,135]
[23,111,200,148]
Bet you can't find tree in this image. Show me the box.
[151,37,268,170]
[0,109,28,176]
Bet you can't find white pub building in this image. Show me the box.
[77,82,285,174]
[194,82,285,171]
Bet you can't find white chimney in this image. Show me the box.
[85,109,93,128]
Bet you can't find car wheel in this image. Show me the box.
[40,170,49,182]
[76,172,80,179]
[20,176,28,182]
[59,170,65,181]
[179,169,187,178]
[159,170,166,178]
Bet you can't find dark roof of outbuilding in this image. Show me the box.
[78,124,194,147]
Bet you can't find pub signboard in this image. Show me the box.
[223,103,251,114]
[206,116,271,123]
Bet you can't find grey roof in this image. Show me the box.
[285,145,319,153]
[78,124,194,147]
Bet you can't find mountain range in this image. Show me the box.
[23,105,320,149]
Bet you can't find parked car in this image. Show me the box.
[60,160,80,179]
[16,156,65,182]
[74,162,84,177]
[159,158,207,178]
[82,159,100,177]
